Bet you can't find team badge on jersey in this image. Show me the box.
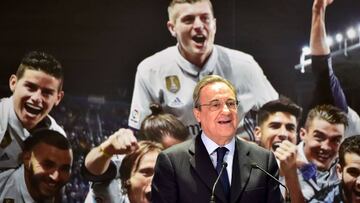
[165,75,180,93]
[130,109,140,124]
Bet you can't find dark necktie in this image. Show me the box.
[216,147,230,199]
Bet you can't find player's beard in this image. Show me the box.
[341,174,360,203]
[27,164,62,201]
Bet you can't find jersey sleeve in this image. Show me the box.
[245,57,279,110]
[255,60,278,106]
[310,55,348,112]
[128,62,153,130]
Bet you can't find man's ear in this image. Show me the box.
[9,74,18,93]
[193,108,201,123]
[167,21,176,38]
[336,163,342,180]
[254,126,262,143]
[22,151,31,170]
[55,91,64,106]
[213,18,217,34]
[299,127,306,141]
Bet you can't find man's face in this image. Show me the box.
[337,152,360,203]
[255,112,297,152]
[24,142,73,199]
[9,69,64,130]
[193,82,238,144]
[301,117,344,171]
[128,151,159,203]
[167,1,216,64]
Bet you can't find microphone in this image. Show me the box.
[210,162,228,203]
[251,162,291,203]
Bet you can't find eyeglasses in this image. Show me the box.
[197,99,239,111]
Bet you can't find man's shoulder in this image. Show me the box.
[0,166,33,202]
[0,167,20,192]
[0,97,11,104]
[309,183,341,202]
[215,45,255,62]
[156,139,193,168]
[0,97,11,117]
[137,46,178,70]
[0,97,11,137]
[0,167,17,180]
[46,115,66,137]
[237,139,272,157]
[162,138,193,156]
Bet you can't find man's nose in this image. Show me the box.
[355,175,360,188]
[320,140,332,151]
[49,170,60,182]
[30,90,42,103]
[193,17,204,30]
[221,102,232,113]
[278,127,289,141]
[145,182,152,201]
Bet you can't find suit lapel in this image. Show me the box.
[189,135,227,203]
[230,139,252,203]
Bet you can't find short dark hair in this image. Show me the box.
[257,97,302,126]
[16,51,64,91]
[338,135,360,168]
[139,103,189,143]
[23,129,71,152]
[304,104,348,130]
[119,141,163,193]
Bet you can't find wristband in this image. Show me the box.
[99,145,112,158]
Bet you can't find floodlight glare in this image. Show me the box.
[302,46,311,55]
[326,36,333,46]
[335,33,343,42]
[346,28,356,39]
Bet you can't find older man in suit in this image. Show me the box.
[152,75,283,203]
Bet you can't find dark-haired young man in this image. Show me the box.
[0,129,73,202]
[254,98,305,202]
[309,135,360,203]
[0,51,65,171]
[298,105,348,200]
[255,97,302,151]
[254,102,348,201]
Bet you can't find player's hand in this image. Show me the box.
[100,128,139,156]
[274,140,298,173]
[312,0,334,14]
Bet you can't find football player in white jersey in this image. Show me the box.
[0,51,65,171]
[129,0,278,140]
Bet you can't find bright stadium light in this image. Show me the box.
[326,36,334,47]
[296,23,360,73]
[346,27,356,39]
[302,46,311,55]
[300,46,311,73]
[336,33,343,42]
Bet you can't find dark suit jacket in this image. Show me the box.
[152,135,284,203]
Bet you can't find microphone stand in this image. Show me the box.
[210,162,228,203]
[251,163,291,203]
